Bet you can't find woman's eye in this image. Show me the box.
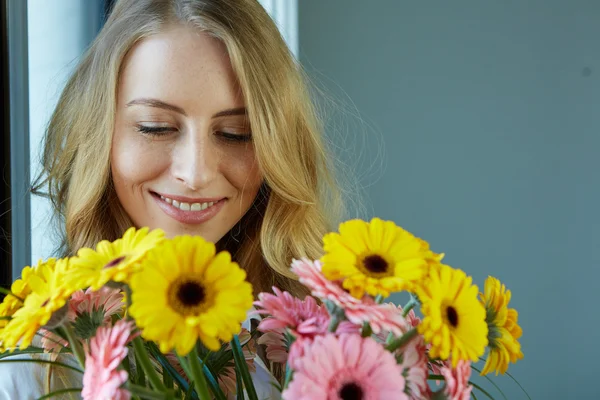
[217,131,253,143]
[136,124,176,136]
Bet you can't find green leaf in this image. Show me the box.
[202,363,227,400]
[478,356,531,400]
[147,342,196,398]
[0,346,48,359]
[188,345,212,399]
[134,352,146,386]
[505,371,532,400]
[128,383,174,400]
[163,364,173,388]
[36,387,82,399]
[176,354,199,400]
[184,382,196,400]
[471,364,507,400]
[132,336,166,391]
[0,358,83,374]
[231,335,258,400]
[469,381,495,400]
[236,360,244,400]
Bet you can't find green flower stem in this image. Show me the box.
[385,328,418,353]
[283,364,294,390]
[402,295,418,317]
[360,322,373,338]
[327,315,341,333]
[62,324,85,369]
[128,383,172,400]
[385,331,394,346]
[132,336,166,391]
[427,374,445,381]
[124,285,133,321]
[0,287,24,302]
[374,294,384,304]
[188,345,212,400]
[324,300,345,333]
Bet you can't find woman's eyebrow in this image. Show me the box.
[126,99,246,119]
[126,98,187,116]
[212,107,247,118]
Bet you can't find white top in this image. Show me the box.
[0,354,279,400]
[0,315,280,400]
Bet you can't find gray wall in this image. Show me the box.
[299,1,599,399]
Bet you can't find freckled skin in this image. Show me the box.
[111,25,262,242]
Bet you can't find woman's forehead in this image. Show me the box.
[118,25,244,113]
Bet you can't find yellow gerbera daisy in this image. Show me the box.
[0,260,49,327]
[321,218,434,299]
[1,258,73,350]
[479,276,524,375]
[128,236,253,355]
[68,227,165,290]
[417,265,488,367]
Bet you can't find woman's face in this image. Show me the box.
[111,26,262,242]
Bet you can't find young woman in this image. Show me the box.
[0,0,346,397]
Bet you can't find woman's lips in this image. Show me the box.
[151,192,225,224]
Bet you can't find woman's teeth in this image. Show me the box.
[159,195,216,211]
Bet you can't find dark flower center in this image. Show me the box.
[103,256,126,269]
[362,255,388,274]
[339,382,364,400]
[177,282,205,307]
[447,306,459,327]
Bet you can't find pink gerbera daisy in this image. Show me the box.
[41,287,124,358]
[257,331,288,364]
[396,339,430,399]
[68,287,124,321]
[371,307,428,399]
[291,259,407,335]
[283,334,408,400]
[440,360,473,400]
[392,305,445,379]
[82,320,136,400]
[254,287,330,337]
[254,287,360,365]
[254,287,329,364]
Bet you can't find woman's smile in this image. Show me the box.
[150,191,227,225]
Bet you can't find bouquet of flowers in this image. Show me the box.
[0,218,525,399]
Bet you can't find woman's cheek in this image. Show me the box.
[224,149,262,193]
[111,131,171,187]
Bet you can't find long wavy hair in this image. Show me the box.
[33,0,345,298]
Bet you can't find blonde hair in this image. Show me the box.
[33,0,344,297]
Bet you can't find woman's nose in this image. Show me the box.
[171,130,219,191]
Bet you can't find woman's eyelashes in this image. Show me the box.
[136,124,175,136]
[216,131,252,143]
[136,124,252,143]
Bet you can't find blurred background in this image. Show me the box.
[3,0,599,398]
